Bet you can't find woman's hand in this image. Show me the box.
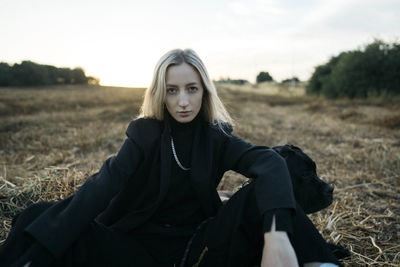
[261,215,299,267]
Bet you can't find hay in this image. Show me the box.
[1,85,399,266]
[373,114,400,129]
[0,166,89,244]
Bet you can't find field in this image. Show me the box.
[1,84,399,266]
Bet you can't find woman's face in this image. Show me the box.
[165,62,204,123]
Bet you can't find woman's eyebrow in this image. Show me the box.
[166,82,198,87]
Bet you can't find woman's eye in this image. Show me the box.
[167,88,176,94]
[188,86,198,92]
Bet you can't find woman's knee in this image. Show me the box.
[12,201,54,230]
[0,202,54,265]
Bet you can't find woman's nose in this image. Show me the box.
[178,92,189,107]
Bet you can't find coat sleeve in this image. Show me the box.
[25,132,144,258]
[222,134,296,233]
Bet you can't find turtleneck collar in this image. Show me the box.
[166,110,201,134]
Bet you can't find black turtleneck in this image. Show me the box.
[151,114,206,227]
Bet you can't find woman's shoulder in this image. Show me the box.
[208,121,233,136]
[206,121,235,144]
[126,117,163,142]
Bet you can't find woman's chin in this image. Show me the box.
[173,113,195,123]
[175,117,193,123]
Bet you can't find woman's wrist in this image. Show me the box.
[262,214,299,267]
[263,209,294,234]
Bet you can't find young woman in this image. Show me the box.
[0,49,341,267]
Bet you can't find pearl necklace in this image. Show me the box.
[170,136,190,171]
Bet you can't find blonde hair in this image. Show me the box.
[139,48,233,130]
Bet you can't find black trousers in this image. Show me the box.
[0,183,341,267]
[183,183,341,267]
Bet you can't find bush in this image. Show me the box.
[0,60,94,86]
[256,71,273,83]
[306,40,400,98]
[11,61,52,86]
[281,77,300,84]
[214,78,249,85]
[0,63,12,86]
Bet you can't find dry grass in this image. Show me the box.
[1,84,399,266]
[217,81,306,97]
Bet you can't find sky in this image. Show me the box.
[0,0,399,87]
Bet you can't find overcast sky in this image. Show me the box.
[1,0,399,87]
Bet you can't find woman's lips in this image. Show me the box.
[178,111,191,117]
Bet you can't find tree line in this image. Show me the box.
[215,72,299,85]
[0,60,99,86]
[214,77,250,85]
[306,39,400,98]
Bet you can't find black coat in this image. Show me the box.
[25,117,296,258]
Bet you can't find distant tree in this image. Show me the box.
[306,53,343,97]
[281,77,300,84]
[87,76,100,85]
[11,61,52,86]
[45,65,60,84]
[0,60,93,87]
[214,77,249,85]
[0,63,12,86]
[384,42,400,95]
[306,39,400,98]
[57,68,73,84]
[256,71,273,83]
[71,67,88,84]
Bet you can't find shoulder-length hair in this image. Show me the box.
[139,48,234,130]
